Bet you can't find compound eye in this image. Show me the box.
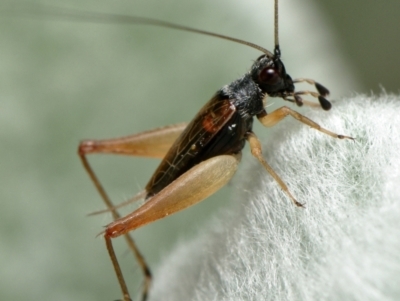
[259,67,281,85]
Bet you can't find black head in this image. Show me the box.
[250,49,332,110]
[250,53,294,98]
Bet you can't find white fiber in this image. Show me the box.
[148,94,400,301]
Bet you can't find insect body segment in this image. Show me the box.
[252,54,294,98]
[146,53,296,200]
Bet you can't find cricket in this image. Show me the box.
[17,0,352,300]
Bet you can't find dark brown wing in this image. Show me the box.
[145,94,236,197]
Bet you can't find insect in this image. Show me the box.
[65,0,353,300]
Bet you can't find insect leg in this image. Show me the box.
[77,124,186,301]
[246,131,302,207]
[104,154,240,237]
[257,107,353,139]
[105,236,131,301]
[79,122,187,159]
[79,123,187,215]
[78,152,151,301]
[102,154,240,301]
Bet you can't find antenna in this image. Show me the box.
[5,3,274,58]
[274,0,281,58]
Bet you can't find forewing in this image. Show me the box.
[145,94,236,195]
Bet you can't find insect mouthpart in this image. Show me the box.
[288,79,332,110]
[253,52,332,111]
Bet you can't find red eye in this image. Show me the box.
[259,67,281,85]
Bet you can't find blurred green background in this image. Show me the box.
[0,0,397,300]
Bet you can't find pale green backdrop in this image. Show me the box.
[0,0,397,300]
